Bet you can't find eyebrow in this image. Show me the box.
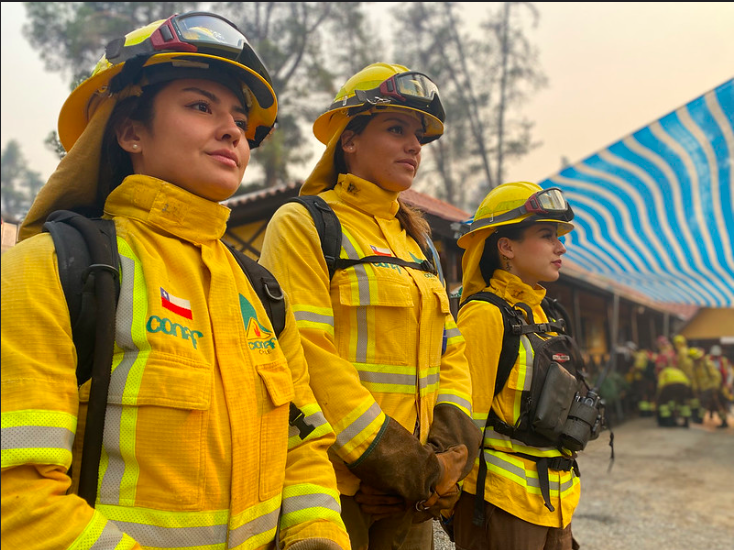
[181,86,247,116]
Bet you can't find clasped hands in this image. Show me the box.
[354,444,468,523]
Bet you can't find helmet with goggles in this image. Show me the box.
[58,11,278,150]
[457,181,575,249]
[312,62,445,145]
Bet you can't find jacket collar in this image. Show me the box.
[104,174,230,243]
[487,269,546,308]
[333,173,400,219]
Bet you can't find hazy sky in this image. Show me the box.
[2,2,733,188]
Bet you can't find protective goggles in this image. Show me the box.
[105,12,269,86]
[351,72,446,122]
[470,187,574,231]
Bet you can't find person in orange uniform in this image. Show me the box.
[1,12,349,550]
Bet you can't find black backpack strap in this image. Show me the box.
[288,195,439,279]
[459,290,524,525]
[43,210,120,508]
[224,242,286,337]
[288,195,342,280]
[541,296,570,336]
[460,291,522,396]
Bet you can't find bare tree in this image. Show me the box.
[391,2,547,210]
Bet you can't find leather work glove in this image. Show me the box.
[354,483,408,521]
[412,445,467,522]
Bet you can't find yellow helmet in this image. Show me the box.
[58,11,277,150]
[457,181,575,249]
[688,347,704,360]
[312,62,445,145]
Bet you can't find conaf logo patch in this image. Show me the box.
[239,294,277,354]
[552,353,571,363]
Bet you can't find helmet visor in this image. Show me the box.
[470,187,574,232]
[350,71,445,124]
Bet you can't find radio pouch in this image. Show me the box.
[532,361,578,441]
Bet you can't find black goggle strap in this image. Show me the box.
[108,54,152,93]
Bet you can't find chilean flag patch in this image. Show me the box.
[161,288,193,319]
[370,245,393,257]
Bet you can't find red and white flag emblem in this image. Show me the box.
[161,288,193,319]
[370,245,393,257]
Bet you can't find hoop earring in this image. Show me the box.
[501,254,512,272]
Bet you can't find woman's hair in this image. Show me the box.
[97,82,167,213]
[332,114,431,248]
[478,223,528,284]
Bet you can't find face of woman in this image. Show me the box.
[122,78,250,202]
[502,223,567,286]
[342,111,425,193]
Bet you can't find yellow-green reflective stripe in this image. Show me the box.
[355,363,416,393]
[98,505,232,549]
[334,402,384,454]
[444,326,464,346]
[293,306,334,336]
[485,452,576,496]
[435,396,472,417]
[483,429,562,457]
[288,409,330,447]
[70,509,132,550]
[280,484,343,529]
[514,336,532,421]
[1,410,76,468]
[229,496,281,549]
[341,230,377,365]
[100,246,149,505]
[419,367,440,396]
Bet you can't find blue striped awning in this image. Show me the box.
[541,78,734,308]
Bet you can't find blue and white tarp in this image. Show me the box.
[542,78,734,307]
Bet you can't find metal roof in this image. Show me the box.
[541,78,734,307]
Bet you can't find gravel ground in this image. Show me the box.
[432,413,734,550]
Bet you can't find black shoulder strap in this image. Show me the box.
[44,211,120,387]
[224,243,286,336]
[288,195,342,280]
[460,291,522,397]
[287,195,438,279]
[541,296,570,337]
[43,210,120,508]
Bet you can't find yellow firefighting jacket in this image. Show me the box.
[657,366,692,390]
[692,359,722,392]
[1,176,349,550]
[457,269,581,528]
[259,174,474,496]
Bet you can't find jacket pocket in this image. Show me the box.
[336,276,414,366]
[78,354,212,508]
[257,359,295,499]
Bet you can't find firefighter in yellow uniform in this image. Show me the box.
[1,12,349,550]
[453,182,583,550]
[260,63,481,549]
[656,362,693,428]
[690,348,728,428]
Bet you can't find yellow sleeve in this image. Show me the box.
[260,203,386,466]
[1,235,140,550]
[275,304,350,548]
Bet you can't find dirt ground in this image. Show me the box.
[434,411,734,550]
[571,412,734,550]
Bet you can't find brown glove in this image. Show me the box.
[348,417,441,503]
[412,445,468,522]
[354,483,408,521]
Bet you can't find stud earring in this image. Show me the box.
[132,143,139,150]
